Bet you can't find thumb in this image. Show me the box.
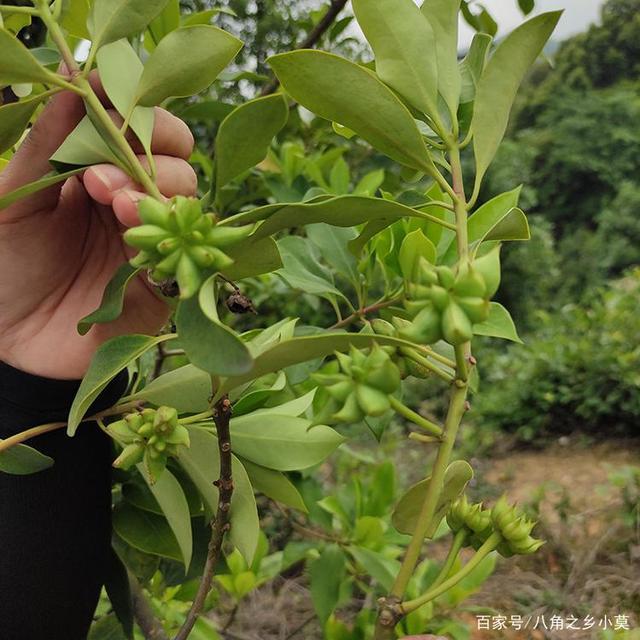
[0,86,85,213]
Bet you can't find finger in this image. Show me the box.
[0,89,85,202]
[111,190,152,228]
[104,107,194,160]
[86,69,111,106]
[83,156,197,225]
[0,67,113,214]
[145,108,195,161]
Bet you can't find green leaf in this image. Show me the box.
[222,236,282,281]
[175,294,253,377]
[3,13,31,36]
[113,504,182,562]
[0,28,57,86]
[353,0,439,119]
[518,0,535,16]
[250,388,316,418]
[421,0,462,120]
[179,100,235,123]
[460,32,492,104]
[177,429,259,563]
[88,614,128,640]
[243,195,446,241]
[136,25,243,107]
[477,6,498,37]
[89,0,170,48]
[310,545,346,625]
[61,0,91,40]
[444,553,496,605]
[31,47,62,68]
[0,442,54,475]
[392,460,473,537]
[347,546,400,592]
[230,455,260,563]
[219,333,421,395]
[232,372,287,416]
[215,94,289,196]
[441,186,524,262]
[472,11,562,190]
[177,427,220,518]
[190,618,222,640]
[50,115,123,171]
[104,547,134,640]
[68,334,170,435]
[139,466,193,570]
[241,458,308,513]
[97,39,155,160]
[230,414,344,471]
[306,224,359,286]
[268,50,434,173]
[354,169,385,197]
[123,474,202,518]
[78,263,141,335]
[473,302,522,343]
[131,365,211,413]
[182,9,232,27]
[468,187,523,241]
[0,94,45,154]
[476,206,529,245]
[0,168,84,211]
[146,0,180,50]
[276,236,345,301]
[399,229,436,281]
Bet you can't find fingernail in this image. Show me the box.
[92,166,129,192]
[124,191,146,206]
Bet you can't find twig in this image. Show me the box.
[129,574,169,640]
[260,0,349,96]
[173,396,234,640]
[284,614,317,640]
[0,401,142,455]
[153,342,168,380]
[329,298,402,330]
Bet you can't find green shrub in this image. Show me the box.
[473,270,640,442]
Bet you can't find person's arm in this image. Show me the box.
[0,69,196,639]
[0,363,127,640]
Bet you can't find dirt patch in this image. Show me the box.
[464,440,640,639]
[223,441,640,640]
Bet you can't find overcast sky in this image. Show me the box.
[349,1,606,51]
[458,0,605,49]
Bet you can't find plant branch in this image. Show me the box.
[0,5,40,15]
[429,528,467,591]
[389,383,468,599]
[329,298,402,329]
[414,346,456,370]
[375,138,475,637]
[173,395,234,640]
[0,421,66,453]
[400,348,455,384]
[35,0,162,199]
[401,532,501,614]
[34,0,80,75]
[417,209,457,230]
[0,401,142,455]
[77,76,163,199]
[388,396,443,439]
[129,573,169,640]
[260,0,348,95]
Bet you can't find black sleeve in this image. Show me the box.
[0,362,128,640]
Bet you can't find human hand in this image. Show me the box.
[0,74,197,379]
